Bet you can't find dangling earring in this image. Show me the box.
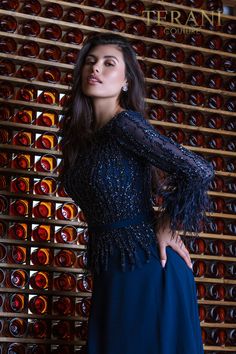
[122,85,128,92]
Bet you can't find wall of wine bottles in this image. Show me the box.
[0,0,235,353]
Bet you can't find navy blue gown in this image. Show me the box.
[63,109,214,354]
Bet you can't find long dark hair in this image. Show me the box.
[60,32,146,179]
[59,32,161,201]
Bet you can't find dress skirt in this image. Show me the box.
[87,240,204,354]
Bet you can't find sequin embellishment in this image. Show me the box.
[63,110,214,274]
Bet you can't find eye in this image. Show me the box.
[105,62,115,66]
[85,60,94,65]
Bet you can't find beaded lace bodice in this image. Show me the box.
[63,109,214,274]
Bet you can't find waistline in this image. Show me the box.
[87,210,156,233]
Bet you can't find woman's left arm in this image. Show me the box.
[154,214,193,269]
[112,111,215,268]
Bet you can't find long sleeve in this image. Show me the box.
[112,111,215,238]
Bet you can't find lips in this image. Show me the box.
[87,75,102,83]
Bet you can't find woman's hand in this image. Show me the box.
[155,218,193,270]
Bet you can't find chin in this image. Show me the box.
[83,86,101,94]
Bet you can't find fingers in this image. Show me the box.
[158,242,167,268]
[156,227,192,270]
[171,234,193,270]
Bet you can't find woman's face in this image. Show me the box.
[81,44,127,100]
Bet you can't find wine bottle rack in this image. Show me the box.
[0,0,236,352]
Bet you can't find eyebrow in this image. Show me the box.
[86,54,119,62]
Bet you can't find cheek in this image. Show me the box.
[81,69,90,90]
[106,68,125,84]
[81,67,87,81]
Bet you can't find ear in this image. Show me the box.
[122,74,128,84]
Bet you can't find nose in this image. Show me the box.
[91,62,100,73]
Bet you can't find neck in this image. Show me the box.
[93,99,123,129]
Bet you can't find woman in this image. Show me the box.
[61,32,214,354]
